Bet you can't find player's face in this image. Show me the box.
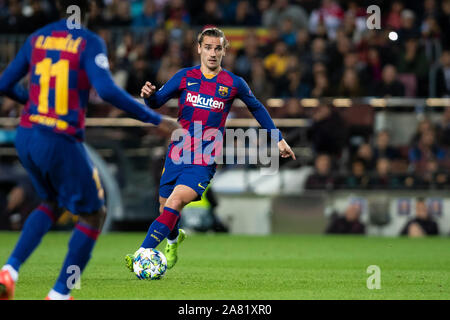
[198,36,225,71]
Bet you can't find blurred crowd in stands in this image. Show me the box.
[1,0,450,98]
[305,103,450,190]
[2,0,450,229]
[324,197,440,237]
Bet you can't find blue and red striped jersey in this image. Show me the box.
[0,19,162,141]
[145,65,282,166]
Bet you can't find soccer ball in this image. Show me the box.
[133,248,167,280]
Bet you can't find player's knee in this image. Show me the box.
[79,206,107,230]
[42,201,63,220]
[165,197,185,212]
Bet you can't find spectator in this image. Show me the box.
[373,130,400,161]
[0,161,39,230]
[164,0,190,29]
[262,0,309,30]
[305,154,334,190]
[125,58,153,96]
[248,58,274,102]
[132,0,163,28]
[355,143,375,171]
[409,129,446,175]
[0,0,27,33]
[307,104,348,157]
[397,9,421,41]
[292,28,310,57]
[303,38,329,73]
[311,70,333,98]
[109,0,132,27]
[410,118,435,145]
[283,97,305,119]
[263,41,289,81]
[369,158,402,189]
[339,159,370,189]
[194,0,223,26]
[235,33,261,80]
[385,0,404,30]
[401,198,439,236]
[233,0,259,26]
[396,37,429,96]
[309,0,344,40]
[438,0,450,48]
[325,202,365,234]
[27,0,51,32]
[87,0,108,30]
[336,68,365,97]
[421,0,439,21]
[280,18,297,47]
[372,64,405,97]
[421,15,441,41]
[365,47,383,84]
[436,107,450,147]
[149,28,168,62]
[281,64,311,98]
[328,35,353,77]
[435,50,450,98]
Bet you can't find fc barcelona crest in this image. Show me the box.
[218,85,229,97]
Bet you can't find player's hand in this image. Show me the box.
[140,81,156,99]
[158,115,181,135]
[278,139,296,160]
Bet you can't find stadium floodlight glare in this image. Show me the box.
[388,31,398,41]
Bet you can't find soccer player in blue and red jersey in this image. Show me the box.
[125,27,296,272]
[0,0,177,300]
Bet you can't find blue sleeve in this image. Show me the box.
[144,70,184,109]
[0,36,31,104]
[82,34,162,125]
[236,76,283,141]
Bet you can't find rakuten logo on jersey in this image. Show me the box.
[186,92,224,110]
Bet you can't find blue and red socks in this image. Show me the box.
[167,217,180,244]
[5,203,57,276]
[141,207,179,249]
[52,222,100,295]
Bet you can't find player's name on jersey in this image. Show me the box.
[35,34,83,54]
[29,114,69,130]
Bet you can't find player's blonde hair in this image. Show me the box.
[197,27,230,49]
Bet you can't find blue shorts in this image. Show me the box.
[159,155,216,200]
[15,127,105,214]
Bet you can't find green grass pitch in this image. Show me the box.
[1,232,449,300]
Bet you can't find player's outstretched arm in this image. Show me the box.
[0,37,30,104]
[83,34,178,131]
[141,69,185,109]
[237,77,296,160]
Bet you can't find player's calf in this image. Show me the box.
[48,206,106,299]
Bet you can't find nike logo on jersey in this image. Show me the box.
[187,82,198,86]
